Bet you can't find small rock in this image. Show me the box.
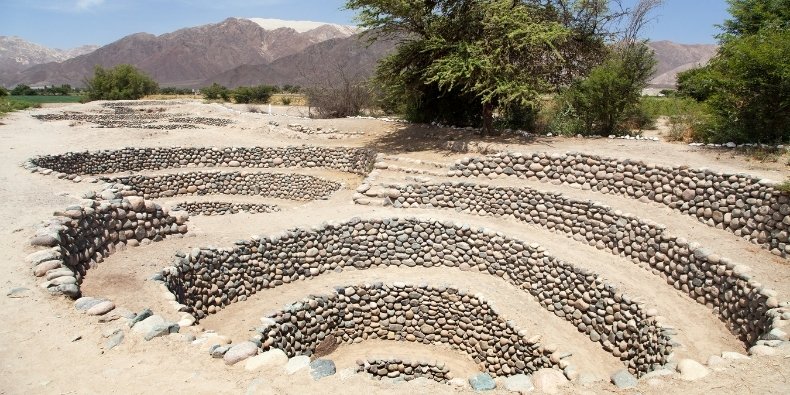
[469,372,496,391]
[721,351,750,360]
[106,331,124,350]
[310,359,336,380]
[224,341,259,365]
[503,374,533,392]
[86,300,116,316]
[144,323,179,341]
[128,308,153,327]
[610,369,637,389]
[532,368,569,394]
[283,355,311,374]
[749,345,777,356]
[244,349,288,371]
[6,287,31,298]
[131,314,165,334]
[210,345,230,358]
[676,359,709,381]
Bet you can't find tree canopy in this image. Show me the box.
[677,0,789,143]
[84,64,158,101]
[347,0,617,133]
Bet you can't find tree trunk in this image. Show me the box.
[481,102,494,136]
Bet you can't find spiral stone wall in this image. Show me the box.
[449,152,790,256]
[26,146,377,177]
[383,181,783,345]
[171,202,280,216]
[258,283,560,377]
[103,171,341,201]
[357,359,451,383]
[161,217,672,375]
[27,187,189,298]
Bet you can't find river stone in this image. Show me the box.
[224,341,259,365]
[676,359,709,380]
[532,368,569,394]
[749,345,777,356]
[310,359,336,380]
[131,314,166,334]
[144,322,179,341]
[284,355,311,374]
[6,287,31,298]
[244,349,288,371]
[610,369,637,389]
[469,373,496,391]
[105,331,124,350]
[503,374,533,392]
[126,196,145,211]
[86,300,116,316]
[57,284,80,298]
[30,234,59,247]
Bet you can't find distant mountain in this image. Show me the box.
[0,36,97,84]
[205,35,396,88]
[1,19,717,91]
[3,18,356,88]
[647,41,718,88]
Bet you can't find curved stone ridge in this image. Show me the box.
[27,187,189,298]
[172,202,280,216]
[357,359,451,383]
[258,283,561,378]
[449,152,790,256]
[162,217,671,375]
[25,146,377,177]
[102,171,340,201]
[382,181,783,345]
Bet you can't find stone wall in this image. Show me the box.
[258,283,560,378]
[103,171,340,201]
[171,202,280,216]
[26,146,377,177]
[449,152,790,256]
[383,181,782,346]
[27,187,189,298]
[357,359,451,383]
[161,217,671,375]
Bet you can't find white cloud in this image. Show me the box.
[76,0,105,10]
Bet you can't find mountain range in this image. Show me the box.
[0,18,717,90]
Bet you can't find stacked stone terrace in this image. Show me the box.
[449,152,789,256]
[162,217,672,376]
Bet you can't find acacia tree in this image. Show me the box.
[348,0,616,134]
[84,64,158,101]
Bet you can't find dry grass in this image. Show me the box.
[271,94,306,106]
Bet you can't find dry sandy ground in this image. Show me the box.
[0,100,788,394]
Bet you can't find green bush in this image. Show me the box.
[553,43,656,136]
[0,98,38,116]
[280,97,292,106]
[201,83,229,101]
[84,64,158,101]
[0,87,7,97]
[10,84,37,96]
[232,85,275,104]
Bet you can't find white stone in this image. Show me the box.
[244,349,288,371]
[283,355,311,374]
[676,359,710,381]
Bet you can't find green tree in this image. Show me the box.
[202,83,230,101]
[84,64,158,101]
[720,0,790,38]
[10,84,37,96]
[555,42,657,135]
[0,87,8,97]
[232,85,275,104]
[347,0,614,134]
[676,0,789,143]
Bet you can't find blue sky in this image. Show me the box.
[1,0,730,49]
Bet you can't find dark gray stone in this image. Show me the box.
[310,359,336,380]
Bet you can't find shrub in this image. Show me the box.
[201,83,229,101]
[553,43,656,135]
[232,85,275,104]
[84,64,158,101]
[0,87,7,97]
[10,84,37,96]
[280,97,292,106]
[306,82,372,118]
